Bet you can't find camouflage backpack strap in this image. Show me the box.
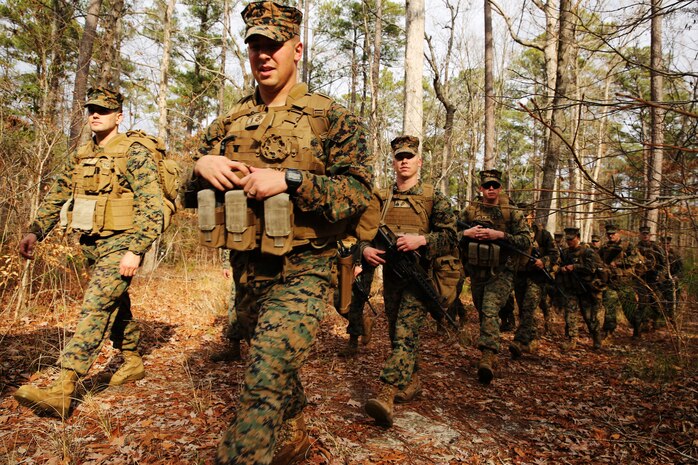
[420,183,435,217]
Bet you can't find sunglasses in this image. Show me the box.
[86,105,116,115]
[394,153,416,161]
[481,182,501,190]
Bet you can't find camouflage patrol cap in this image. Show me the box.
[518,202,535,214]
[391,135,419,158]
[639,225,651,234]
[564,227,580,239]
[84,87,123,110]
[605,223,619,235]
[591,234,600,242]
[242,1,302,43]
[480,169,502,186]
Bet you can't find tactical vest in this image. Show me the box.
[198,85,348,255]
[380,184,434,236]
[462,201,518,269]
[61,133,139,237]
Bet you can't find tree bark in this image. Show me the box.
[483,0,495,169]
[647,0,664,233]
[69,0,102,150]
[369,0,383,181]
[539,0,574,229]
[403,0,424,139]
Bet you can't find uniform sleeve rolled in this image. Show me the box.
[292,104,374,223]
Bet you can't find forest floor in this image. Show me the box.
[1,265,697,465]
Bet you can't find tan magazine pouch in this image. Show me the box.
[198,189,225,248]
[225,190,255,251]
[468,243,500,268]
[262,193,293,256]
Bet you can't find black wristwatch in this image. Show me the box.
[285,169,303,194]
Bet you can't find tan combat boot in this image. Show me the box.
[477,350,496,385]
[109,351,145,386]
[14,369,78,419]
[360,314,374,346]
[365,384,398,426]
[210,340,242,362]
[509,340,539,359]
[271,412,311,465]
[394,374,422,403]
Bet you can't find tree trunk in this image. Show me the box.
[369,0,383,181]
[69,0,102,150]
[403,0,424,139]
[98,0,125,88]
[539,0,574,229]
[647,0,664,234]
[483,0,495,169]
[218,0,229,114]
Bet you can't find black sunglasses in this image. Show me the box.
[394,153,416,161]
[481,182,501,190]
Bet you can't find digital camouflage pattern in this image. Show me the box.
[200,79,373,462]
[458,202,531,353]
[390,135,419,156]
[30,142,164,254]
[242,1,301,43]
[216,247,334,465]
[598,239,644,334]
[557,244,602,343]
[364,182,457,390]
[196,84,373,226]
[341,265,375,337]
[28,138,163,375]
[85,87,123,110]
[514,225,559,345]
[61,241,139,374]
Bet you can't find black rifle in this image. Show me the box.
[374,225,458,329]
[337,241,377,316]
[558,248,591,295]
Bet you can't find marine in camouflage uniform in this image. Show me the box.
[589,234,601,252]
[635,225,667,328]
[192,3,373,464]
[14,88,164,419]
[556,227,604,350]
[598,223,645,338]
[458,169,531,384]
[360,135,457,426]
[509,203,559,358]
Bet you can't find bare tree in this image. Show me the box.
[647,0,665,233]
[483,0,495,169]
[68,0,102,149]
[403,0,424,139]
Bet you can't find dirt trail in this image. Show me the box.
[1,267,696,464]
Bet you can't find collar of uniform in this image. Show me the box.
[252,82,309,106]
[392,180,423,196]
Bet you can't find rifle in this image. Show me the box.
[458,219,567,299]
[337,241,377,316]
[374,224,458,329]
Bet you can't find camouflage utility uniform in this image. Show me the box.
[361,181,456,391]
[196,78,372,465]
[29,138,163,375]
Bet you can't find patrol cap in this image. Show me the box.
[391,135,419,158]
[591,234,600,242]
[564,227,580,240]
[479,169,502,187]
[605,223,619,235]
[639,225,651,234]
[84,87,123,110]
[518,202,535,214]
[242,1,302,43]
[554,232,563,240]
